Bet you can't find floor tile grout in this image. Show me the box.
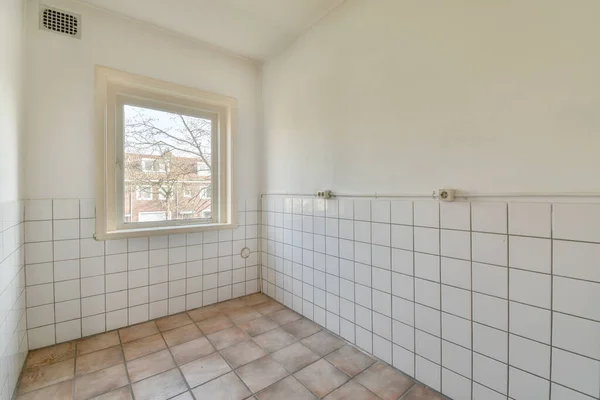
[17,294,446,400]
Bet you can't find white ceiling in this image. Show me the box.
[77,0,345,60]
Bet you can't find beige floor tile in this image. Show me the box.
[155,313,193,332]
[323,380,380,400]
[162,324,202,347]
[355,363,414,400]
[25,342,76,369]
[238,316,279,337]
[253,301,285,315]
[77,332,120,356]
[119,321,159,344]
[196,314,234,335]
[16,380,72,400]
[401,385,444,400]
[122,333,167,361]
[74,363,129,400]
[220,340,267,368]
[269,309,302,325]
[126,349,175,382]
[76,345,123,376]
[169,392,194,400]
[227,306,263,323]
[132,368,188,400]
[281,319,322,340]
[169,337,215,365]
[256,376,317,400]
[253,328,297,353]
[90,386,133,400]
[18,358,74,394]
[187,306,221,322]
[324,346,376,377]
[207,326,248,350]
[236,355,288,393]
[180,352,231,388]
[192,371,251,400]
[242,293,270,307]
[271,342,320,374]
[301,331,345,357]
[294,359,349,398]
[216,298,246,311]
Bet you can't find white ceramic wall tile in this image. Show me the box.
[391,201,413,225]
[259,196,600,399]
[439,201,470,231]
[509,236,551,274]
[442,368,471,400]
[509,367,550,400]
[553,277,600,322]
[509,302,551,344]
[413,201,439,228]
[473,352,508,395]
[440,229,470,260]
[472,232,508,266]
[553,203,600,243]
[551,348,600,397]
[471,202,507,234]
[553,240,600,283]
[509,337,550,384]
[552,312,600,360]
[508,203,551,238]
[24,197,260,349]
[509,269,551,309]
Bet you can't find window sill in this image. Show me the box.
[95,222,238,241]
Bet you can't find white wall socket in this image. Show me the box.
[316,190,333,199]
[438,189,455,202]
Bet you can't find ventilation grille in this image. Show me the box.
[39,6,81,39]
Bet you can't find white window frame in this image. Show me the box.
[95,66,236,240]
[182,186,192,198]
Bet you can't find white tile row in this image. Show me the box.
[24,197,262,350]
[260,196,600,400]
[0,200,28,400]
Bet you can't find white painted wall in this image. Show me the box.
[25,0,262,199]
[0,2,28,397]
[262,0,600,195]
[0,0,25,202]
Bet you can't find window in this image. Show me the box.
[142,158,166,173]
[197,162,210,177]
[136,185,153,200]
[95,67,236,239]
[158,186,169,201]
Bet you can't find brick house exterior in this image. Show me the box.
[123,152,211,223]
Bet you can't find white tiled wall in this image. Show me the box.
[260,196,600,400]
[24,197,260,349]
[0,201,27,400]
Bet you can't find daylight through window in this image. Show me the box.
[95,67,236,239]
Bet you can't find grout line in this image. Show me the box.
[412,201,417,379]
[505,205,511,398]
[548,204,554,400]
[469,202,474,399]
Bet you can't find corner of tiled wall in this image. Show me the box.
[23,197,261,351]
[0,200,28,399]
[260,196,600,400]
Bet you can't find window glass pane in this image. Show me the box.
[123,105,212,223]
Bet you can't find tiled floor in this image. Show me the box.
[16,293,447,400]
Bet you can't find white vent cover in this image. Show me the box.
[39,5,81,39]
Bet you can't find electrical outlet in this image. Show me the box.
[438,189,455,202]
[316,190,333,199]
